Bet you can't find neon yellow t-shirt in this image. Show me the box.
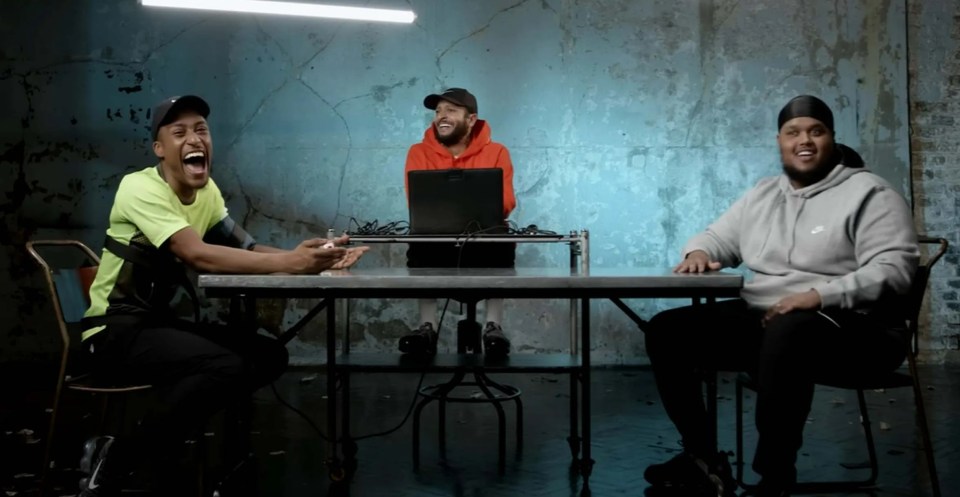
[83,165,227,340]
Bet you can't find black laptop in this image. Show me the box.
[407,168,506,235]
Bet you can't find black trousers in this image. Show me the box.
[85,317,288,472]
[645,299,907,483]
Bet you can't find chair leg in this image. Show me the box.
[514,395,523,454]
[790,389,879,494]
[39,380,67,497]
[855,389,880,486]
[412,400,424,472]
[412,392,435,472]
[197,433,206,497]
[737,378,880,494]
[438,393,447,459]
[473,372,507,474]
[908,357,941,497]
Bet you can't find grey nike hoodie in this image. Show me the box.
[682,162,919,312]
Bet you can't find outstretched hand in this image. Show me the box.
[288,236,370,273]
[322,235,369,269]
[674,250,722,273]
[288,238,346,273]
[330,246,370,269]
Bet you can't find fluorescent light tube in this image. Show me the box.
[140,0,416,23]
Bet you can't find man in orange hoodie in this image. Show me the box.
[400,88,517,356]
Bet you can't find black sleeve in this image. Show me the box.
[203,215,257,250]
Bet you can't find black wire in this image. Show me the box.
[456,221,515,268]
[507,221,557,235]
[271,382,333,443]
[270,299,455,443]
[344,216,557,237]
[349,296,457,440]
[349,368,427,441]
[271,367,432,443]
[345,217,409,236]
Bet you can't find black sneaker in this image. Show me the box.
[79,436,120,497]
[399,322,438,355]
[644,451,735,497]
[482,322,510,357]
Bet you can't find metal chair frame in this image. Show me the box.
[26,240,151,496]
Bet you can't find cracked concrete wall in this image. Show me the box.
[2,0,923,366]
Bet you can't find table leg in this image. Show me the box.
[339,298,357,479]
[233,297,257,457]
[705,371,718,456]
[567,370,580,461]
[220,296,257,492]
[579,298,593,495]
[705,297,718,456]
[695,296,719,456]
[325,298,344,481]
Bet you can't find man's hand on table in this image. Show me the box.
[673,250,722,273]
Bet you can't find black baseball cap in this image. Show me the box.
[151,95,210,140]
[423,88,478,114]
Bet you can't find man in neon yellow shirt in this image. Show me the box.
[78,95,367,496]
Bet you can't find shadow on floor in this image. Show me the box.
[2,361,957,496]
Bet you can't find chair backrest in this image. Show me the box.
[26,240,101,353]
[906,236,949,356]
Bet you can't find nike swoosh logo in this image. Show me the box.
[88,459,103,489]
[811,225,825,234]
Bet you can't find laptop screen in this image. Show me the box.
[407,168,506,235]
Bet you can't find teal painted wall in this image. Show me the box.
[3,0,931,365]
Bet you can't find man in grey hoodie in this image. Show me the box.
[641,95,919,497]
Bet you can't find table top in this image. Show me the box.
[198,267,742,299]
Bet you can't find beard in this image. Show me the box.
[434,120,470,146]
[782,149,838,187]
[782,163,832,186]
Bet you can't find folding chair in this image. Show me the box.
[26,240,152,496]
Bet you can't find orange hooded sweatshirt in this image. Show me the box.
[404,120,516,217]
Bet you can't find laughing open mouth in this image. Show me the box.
[183,151,207,175]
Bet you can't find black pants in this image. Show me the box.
[645,299,907,483]
[85,317,288,473]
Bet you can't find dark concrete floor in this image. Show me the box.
[2,362,957,496]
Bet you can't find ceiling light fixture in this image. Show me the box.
[140,0,416,23]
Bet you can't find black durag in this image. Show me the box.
[777,95,866,184]
[777,95,834,131]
